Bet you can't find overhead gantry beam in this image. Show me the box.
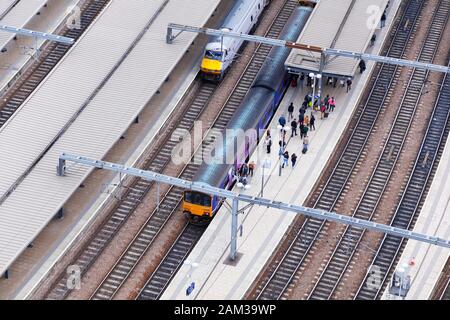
[0,25,75,45]
[166,23,450,74]
[57,153,450,262]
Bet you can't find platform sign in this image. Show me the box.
[186,281,195,296]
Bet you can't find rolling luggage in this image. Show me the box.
[324,111,329,118]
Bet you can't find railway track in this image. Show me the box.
[308,0,450,300]
[355,47,450,300]
[133,0,302,301]
[43,0,300,300]
[0,0,110,128]
[45,80,216,300]
[440,278,450,300]
[253,0,428,300]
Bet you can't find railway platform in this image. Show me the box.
[381,135,450,300]
[162,0,402,300]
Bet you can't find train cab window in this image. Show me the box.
[205,50,223,60]
[185,191,211,207]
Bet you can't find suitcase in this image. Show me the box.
[324,111,329,118]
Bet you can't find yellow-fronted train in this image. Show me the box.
[184,4,313,224]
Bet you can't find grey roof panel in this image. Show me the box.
[0,0,220,277]
[0,0,17,18]
[285,0,389,77]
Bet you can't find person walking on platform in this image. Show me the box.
[346,78,352,93]
[380,12,386,28]
[329,96,336,112]
[298,112,304,125]
[248,161,255,177]
[264,134,272,154]
[240,163,249,178]
[288,102,294,120]
[301,123,309,139]
[324,94,330,110]
[320,104,326,119]
[299,73,305,86]
[282,150,289,168]
[301,100,308,110]
[359,60,366,74]
[302,136,310,154]
[370,33,376,47]
[304,114,310,127]
[278,114,286,128]
[291,118,298,137]
[309,114,316,131]
[291,153,297,167]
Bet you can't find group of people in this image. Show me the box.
[315,94,337,119]
[235,161,256,186]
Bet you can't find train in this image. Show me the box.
[200,0,269,81]
[183,5,313,222]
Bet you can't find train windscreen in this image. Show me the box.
[185,191,211,207]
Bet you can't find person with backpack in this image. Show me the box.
[287,102,294,121]
[291,153,297,167]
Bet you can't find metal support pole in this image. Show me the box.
[261,166,264,198]
[278,152,282,177]
[317,52,326,100]
[230,197,239,261]
[166,26,173,44]
[56,158,66,176]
